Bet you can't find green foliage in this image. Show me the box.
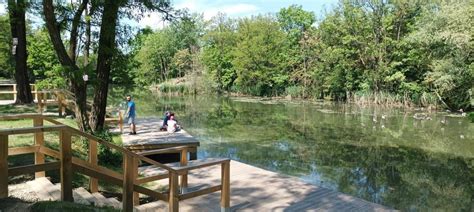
[232,15,288,96]
[411,2,474,110]
[92,130,123,167]
[202,14,237,93]
[133,13,204,86]
[0,15,13,78]
[158,82,190,94]
[468,112,474,123]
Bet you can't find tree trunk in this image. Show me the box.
[68,0,88,63]
[89,0,121,131]
[8,0,33,104]
[43,0,90,131]
[84,5,91,66]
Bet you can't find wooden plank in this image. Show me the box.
[173,158,230,174]
[39,146,60,158]
[221,161,230,211]
[123,154,135,211]
[119,111,123,133]
[169,172,179,212]
[0,135,8,198]
[0,91,16,94]
[137,146,189,156]
[179,185,221,201]
[8,161,60,176]
[60,130,73,202]
[0,125,66,135]
[34,117,45,178]
[136,173,169,184]
[13,84,16,102]
[8,145,39,156]
[88,139,99,193]
[180,149,188,191]
[71,163,168,202]
[0,114,42,121]
[133,159,140,206]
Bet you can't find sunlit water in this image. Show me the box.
[110,89,474,211]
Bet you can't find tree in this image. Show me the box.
[277,5,316,98]
[202,13,237,93]
[232,16,287,96]
[89,0,122,131]
[8,0,33,104]
[413,2,474,110]
[43,0,90,131]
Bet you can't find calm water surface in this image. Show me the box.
[111,90,474,211]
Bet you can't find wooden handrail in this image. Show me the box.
[137,145,190,156]
[0,125,67,135]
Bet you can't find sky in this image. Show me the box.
[139,0,337,29]
[0,0,338,29]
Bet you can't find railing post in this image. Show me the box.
[180,149,188,193]
[0,135,8,198]
[133,159,139,206]
[37,93,43,113]
[60,129,73,202]
[12,84,17,102]
[119,111,123,133]
[34,117,45,178]
[123,154,135,212]
[34,84,38,102]
[88,139,98,193]
[169,172,179,212]
[221,161,230,212]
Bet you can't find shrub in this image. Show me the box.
[92,130,123,167]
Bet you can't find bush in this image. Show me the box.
[92,130,123,167]
[285,86,304,98]
[468,112,474,123]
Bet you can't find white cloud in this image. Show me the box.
[202,4,258,20]
[139,12,166,29]
[175,0,259,20]
[0,4,6,15]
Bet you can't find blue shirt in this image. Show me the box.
[127,101,136,117]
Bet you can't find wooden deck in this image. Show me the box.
[120,118,200,155]
[135,160,395,211]
[122,118,395,211]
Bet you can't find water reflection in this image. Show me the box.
[108,90,473,211]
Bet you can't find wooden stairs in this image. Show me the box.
[11,177,166,211]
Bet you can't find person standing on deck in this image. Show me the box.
[125,95,137,135]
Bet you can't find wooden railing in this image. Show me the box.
[0,114,230,212]
[0,84,56,103]
[0,84,123,132]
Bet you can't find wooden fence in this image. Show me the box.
[0,84,123,132]
[0,114,230,212]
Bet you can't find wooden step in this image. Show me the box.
[107,197,122,209]
[26,177,56,201]
[73,187,96,205]
[91,192,113,207]
[133,201,167,212]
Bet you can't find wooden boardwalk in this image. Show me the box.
[134,160,395,211]
[122,118,395,211]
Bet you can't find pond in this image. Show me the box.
[110,89,474,211]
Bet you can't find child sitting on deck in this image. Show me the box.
[167,113,180,133]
